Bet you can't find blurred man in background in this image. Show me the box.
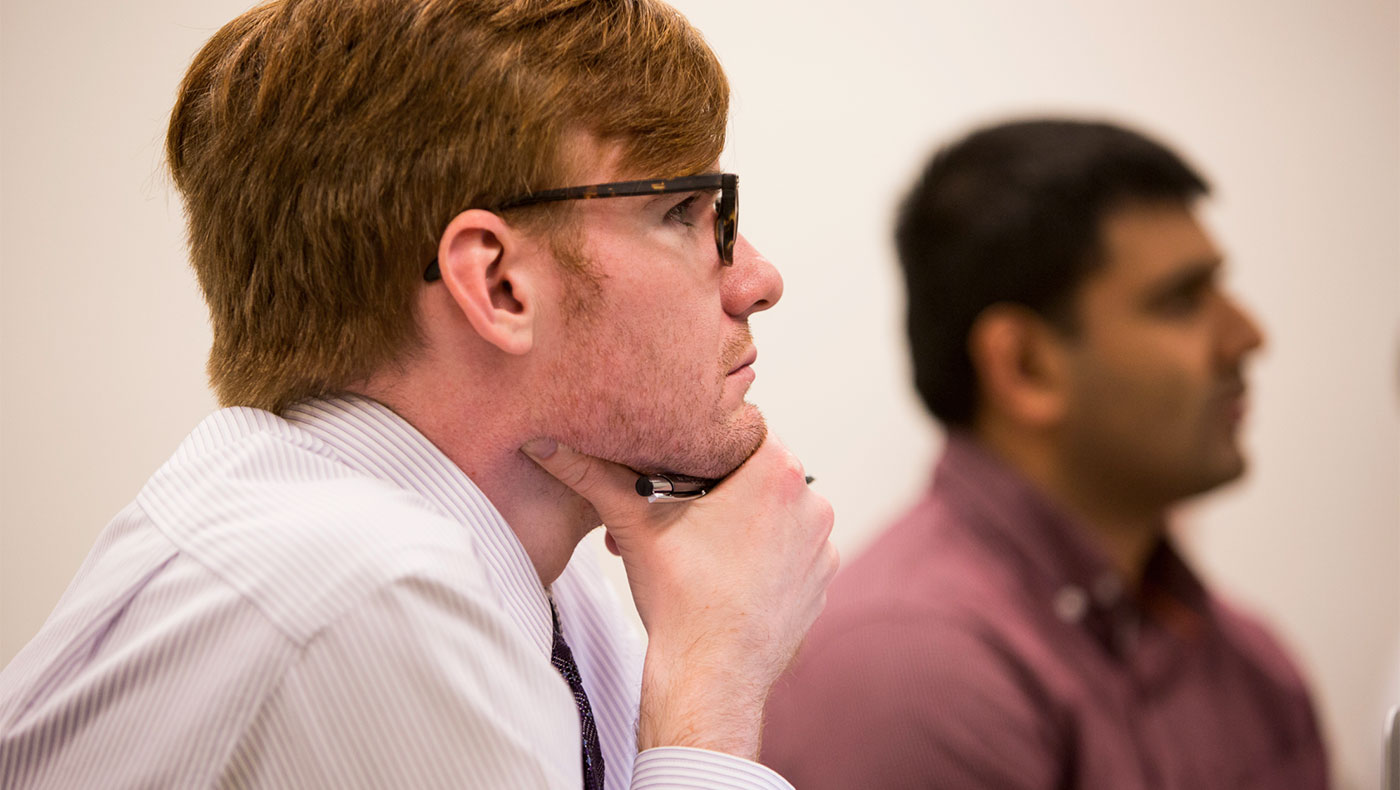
[762,118,1327,789]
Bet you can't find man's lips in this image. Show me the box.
[728,347,758,376]
[1216,380,1248,423]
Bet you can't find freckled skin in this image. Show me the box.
[532,160,782,481]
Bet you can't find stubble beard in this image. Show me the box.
[1063,411,1249,517]
[543,290,767,482]
[1158,378,1253,503]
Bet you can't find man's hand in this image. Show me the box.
[522,436,838,760]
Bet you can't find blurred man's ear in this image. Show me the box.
[434,209,537,356]
[967,303,1070,429]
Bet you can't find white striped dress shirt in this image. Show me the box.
[0,396,793,789]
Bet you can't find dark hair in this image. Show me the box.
[894,118,1210,427]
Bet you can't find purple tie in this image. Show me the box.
[550,602,605,790]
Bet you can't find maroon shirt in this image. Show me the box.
[762,435,1327,790]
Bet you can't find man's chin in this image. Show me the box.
[1183,446,1249,499]
[706,409,769,478]
[641,411,768,481]
[1213,451,1249,489]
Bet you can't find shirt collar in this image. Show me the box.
[282,395,554,658]
[934,433,1208,640]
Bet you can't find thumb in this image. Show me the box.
[521,438,640,516]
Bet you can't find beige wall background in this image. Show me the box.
[2,0,1396,787]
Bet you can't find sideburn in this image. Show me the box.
[547,219,605,321]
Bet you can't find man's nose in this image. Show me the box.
[723,234,784,319]
[1220,294,1266,364]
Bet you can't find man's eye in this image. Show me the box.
[1159,288,1208,317]
[665,194,700,227]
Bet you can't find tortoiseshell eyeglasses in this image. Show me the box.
[424,173,738,281]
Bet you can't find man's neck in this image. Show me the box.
[350,380,598,587]
[973,424,1165,589]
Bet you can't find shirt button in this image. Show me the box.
[1093,574,1123,606]
[1054,585,1089,623]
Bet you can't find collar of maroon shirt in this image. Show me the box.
[935,432,1212,674]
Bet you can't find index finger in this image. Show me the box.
[521,438,650,519]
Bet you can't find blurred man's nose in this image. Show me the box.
[1220,294,1266,365]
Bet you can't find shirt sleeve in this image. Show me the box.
[220,570,583,789]
[760,614,1064,790]
[633,746,794,790]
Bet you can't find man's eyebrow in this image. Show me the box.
[1143,257,1223,302]
[644,185,719,209]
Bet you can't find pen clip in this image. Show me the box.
[635,473,713,503]
[646,488,709,503]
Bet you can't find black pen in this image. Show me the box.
[635,473,815,504]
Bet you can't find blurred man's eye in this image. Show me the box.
[1152,282,1215,318]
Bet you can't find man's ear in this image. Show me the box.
[434,209,537,356]
[967,303,1070,428]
